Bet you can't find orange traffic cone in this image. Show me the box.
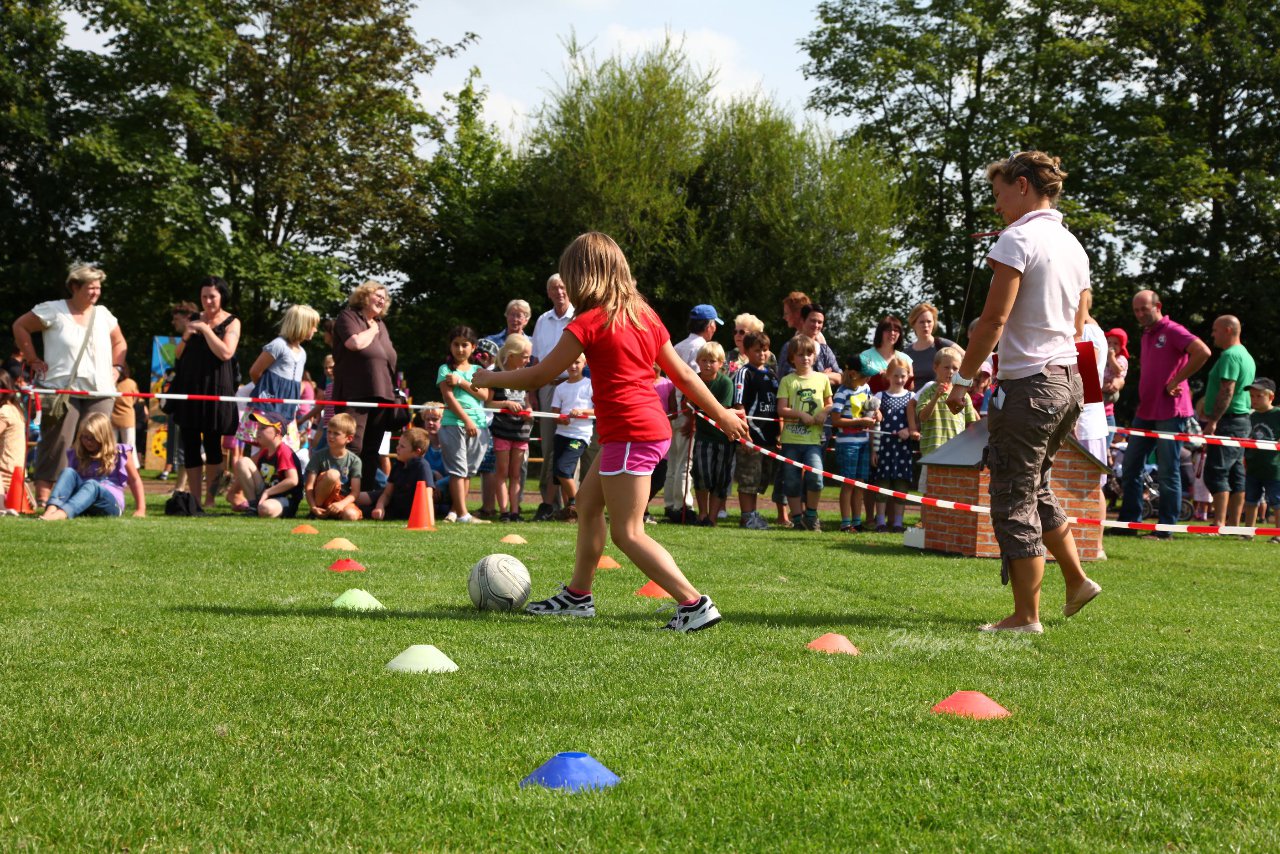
[634,580,671,598]
[596,555,621,570]
[406,481,435,531]
[806,633,861,656]
[5,466,32,514]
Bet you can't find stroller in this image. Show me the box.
[1106,441,1194,522]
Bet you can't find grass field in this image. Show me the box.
[2,493,1278,851]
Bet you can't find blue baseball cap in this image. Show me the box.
[689,304,724,325]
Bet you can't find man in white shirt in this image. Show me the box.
[665,304,722,521]
[530,274,576,521]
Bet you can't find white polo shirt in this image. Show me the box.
[674,333,706,372]
[986,209,1089,380]
[530,304,575,379]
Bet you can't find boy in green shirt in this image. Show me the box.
[1242,378,1280,541]
[777,334,833,531]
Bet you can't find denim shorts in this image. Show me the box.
[439,423,490,478]
[780,442,824,496]
[1203,413,1249,494]
[1245,475,1280,508]
[835,441,871,482]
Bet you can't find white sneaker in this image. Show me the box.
[525,584,596,617]
[443,511,458,523]
[745,511,769,530]
[717,509,728,520]
[662,595,722,633]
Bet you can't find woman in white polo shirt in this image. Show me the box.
[946,151,1103,634]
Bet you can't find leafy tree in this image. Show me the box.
[802,1,1132,337]
[395,72,544,387]
[685,96,900,351]
[0,1,83,315]
[70,0,471,347]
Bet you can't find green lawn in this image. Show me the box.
[1,498,1277,851]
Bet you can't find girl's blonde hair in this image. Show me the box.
[280,304,320,345]
[497,333,532,371]
[887,352,913,374]
[559,232,649,331]
[74,412,118,478]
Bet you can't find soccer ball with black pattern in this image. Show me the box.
[467,554,531,612]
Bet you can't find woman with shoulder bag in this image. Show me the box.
[12,264,128,505]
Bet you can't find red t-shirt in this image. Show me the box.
[566,305,671,444]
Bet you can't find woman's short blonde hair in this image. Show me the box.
[733,313,764,335]
[349,280,391,314]
[66,263,106,294]
[280,304,320,344]
[908,302,938,329]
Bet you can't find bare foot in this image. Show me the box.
[41,506,68,521]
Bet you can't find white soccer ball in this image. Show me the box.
[468,553,531,612]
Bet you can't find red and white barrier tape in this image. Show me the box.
[28,387,595,421]
[1111,425,1278,452]
[692,410,1280,537]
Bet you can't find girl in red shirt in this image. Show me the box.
[475,232,748,632]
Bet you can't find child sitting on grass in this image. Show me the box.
[777,334,833,532]
[915,346,979,492]
[360,426,435,521]
[691,341,735,526]
[40,412,146,520]
[0,373,25,499]
[232,412,304,518]
[831,352,880,532]
[304,412,362,521]
[550,352,594,521]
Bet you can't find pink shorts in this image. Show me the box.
[598,439,670,477]
[493,437,529,453]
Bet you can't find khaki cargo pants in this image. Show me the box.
[986,365,1083,581]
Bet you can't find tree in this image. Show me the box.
[685,96,900,351]
[71,0,471,346]
[522,35,901,342]
[0,0,84,313]
[801,0,1120,338]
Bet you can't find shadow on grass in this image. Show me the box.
[172,602,977,630]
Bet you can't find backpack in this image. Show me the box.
[164,491,205,516]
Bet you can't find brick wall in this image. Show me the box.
[922,445,1105,561]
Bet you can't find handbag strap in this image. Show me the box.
[67,305,97,390]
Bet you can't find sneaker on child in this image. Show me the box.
[661,595,722,633]
[525,584,596,617]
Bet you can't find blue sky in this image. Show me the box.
[411,0,850,142]
[62,1,850,141]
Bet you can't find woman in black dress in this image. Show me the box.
[173,276,241,507]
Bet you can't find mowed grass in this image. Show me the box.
[2,496,1278,851]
